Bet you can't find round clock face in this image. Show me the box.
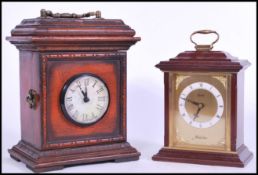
[60,73,109,126]
[178,82,224,128]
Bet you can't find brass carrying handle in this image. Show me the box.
[40,9,101,18]
[190,30,219,51]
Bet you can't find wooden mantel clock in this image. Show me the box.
[7,9,140,172]
[152,30,253,167]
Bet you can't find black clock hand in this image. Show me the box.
[180,97,205,120]
[180,97,200,106]
[78,84,86,96]
[193,103,205,121]
[78,84,89,103]
[83,86,89,103]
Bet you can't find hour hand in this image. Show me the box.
[193,103,205,120]
[193,108,201,120]
[83,86,89,102]
[78,84,89,102]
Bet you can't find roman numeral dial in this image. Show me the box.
[178,82,224,128]
[60,73,109,126]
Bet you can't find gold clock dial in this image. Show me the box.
[169,72,231,152]
[178,82,224,129]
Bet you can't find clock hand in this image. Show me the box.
[180,97,200,106]
[180,97,205,120]
[78,84,89,103]
[78,84,86,96]
[193,103,205,121]
[83,86,89,103]
[193,108,201,121]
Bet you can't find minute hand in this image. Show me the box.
[180,97,200,106]
[78,84,86,96]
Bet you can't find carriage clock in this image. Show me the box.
[152,30,253,167]
[7,9,141,172]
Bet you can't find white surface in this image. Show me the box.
[2,2,256,173]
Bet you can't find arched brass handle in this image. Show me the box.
[190,30,219,51]
[40,9,101,18]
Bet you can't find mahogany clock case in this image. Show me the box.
[152,50,253,167]
[6,10,141,172]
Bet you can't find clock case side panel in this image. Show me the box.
[235,71,245,150]
[11,51,42,149]
[164,72,170,146]
[232,71,252,153]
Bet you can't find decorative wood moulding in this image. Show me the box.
[9,141,139,173]
[7,17,140,51]
[156,51,250,72]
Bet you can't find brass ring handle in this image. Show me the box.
[40,9,101,19]
[190,30,219,51]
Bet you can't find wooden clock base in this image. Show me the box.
[9,141,140,172]
[152,144,253,167]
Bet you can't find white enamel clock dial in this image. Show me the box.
[61,74,109,125]
[178,82,224,128]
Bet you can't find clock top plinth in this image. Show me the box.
[6,10,140,51]
[156,51,250,72]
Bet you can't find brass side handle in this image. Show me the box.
[26,89,39,109]
[40,9,101,19]
[190,30,219,51]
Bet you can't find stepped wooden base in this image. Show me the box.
[9,141,140,172]
[152,144,253,167]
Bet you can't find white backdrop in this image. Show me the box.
[2,2,256,173]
